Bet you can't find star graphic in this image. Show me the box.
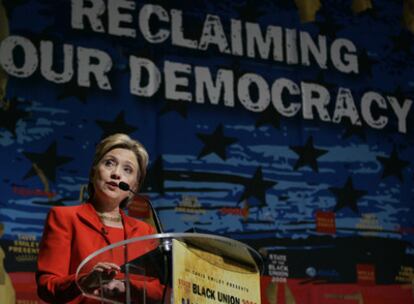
[23,141,73,182]
[0,97,31,136]
[290,136,328,172]
[96,111,138,138]
[330,177,367,213]
[159,100,188,118]
[141,156,165,194]
[239,167,277,207]
[377,147,409,182]
[196,124,237,160]
[255,106,280,129]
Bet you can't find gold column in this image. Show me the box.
[0,223,16,304]
[294,0,321,23]
[351,0,373,14]
[403,0,414,33]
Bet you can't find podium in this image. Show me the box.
[75,233,263,304]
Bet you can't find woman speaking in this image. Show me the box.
[36,133,163,303]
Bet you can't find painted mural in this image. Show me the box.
[0,0,413,303]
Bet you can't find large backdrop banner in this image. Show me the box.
[0,0,414,303]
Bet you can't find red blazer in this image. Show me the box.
[36,202,163,303]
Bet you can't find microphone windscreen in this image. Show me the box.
[118,182,130,191]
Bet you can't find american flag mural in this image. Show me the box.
[0,0,413,303]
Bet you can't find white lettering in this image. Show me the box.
[77,46,112,89]
[164,60,192,101]
[129,56,161,97]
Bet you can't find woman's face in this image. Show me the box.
[92,148,139,209]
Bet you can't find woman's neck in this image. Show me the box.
[94,208,123,228]
[95,207,120,216]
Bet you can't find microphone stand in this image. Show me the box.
[118,182,164,235]
[118,182,172,303]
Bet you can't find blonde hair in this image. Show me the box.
[88,133,149,200]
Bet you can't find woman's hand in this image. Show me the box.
[78,262,121,292]
[93,279,126,298]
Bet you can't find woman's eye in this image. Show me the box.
[124,167,133,174]
[104,159,115,167]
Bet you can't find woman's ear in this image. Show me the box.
[131,183,139,194]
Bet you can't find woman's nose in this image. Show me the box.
[110,166,121,179]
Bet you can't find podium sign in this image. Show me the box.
[173,239,261,304]
[76,233,263,304]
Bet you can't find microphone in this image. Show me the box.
[119,182,172,294]
[118,181,164,235]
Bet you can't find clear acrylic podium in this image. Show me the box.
[76,233,263,304]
